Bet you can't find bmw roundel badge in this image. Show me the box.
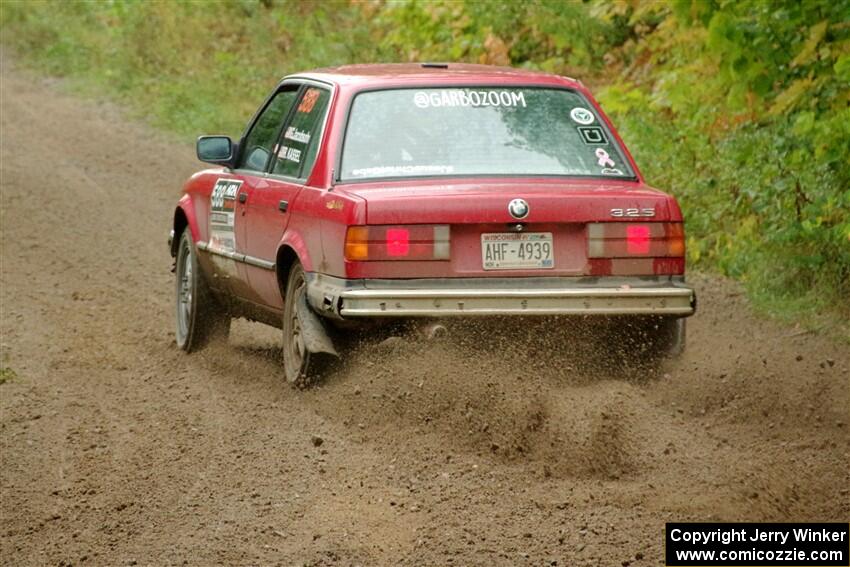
[508,198,529,220]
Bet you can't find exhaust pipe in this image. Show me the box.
[419,322,448,340]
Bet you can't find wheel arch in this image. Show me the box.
[276,245,300,296]
[171,208,189,257]
[275,229,315,292]
[171,195,199,257]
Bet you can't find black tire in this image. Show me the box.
[282,262,328,387]
[607,316,686,371]
[658,317,686,358]
[174,229,230,352]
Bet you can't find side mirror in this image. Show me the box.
[197,136,235,166]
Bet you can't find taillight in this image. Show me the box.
[588,222,684,258]
[345,225,450,261]
[385,228,410,257]
[626,224,650,255]
[587,222,685,275]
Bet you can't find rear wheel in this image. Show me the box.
[174,229,230,352]
[607,316,686,371]
[658,317,686,358]
[282,262,326,387]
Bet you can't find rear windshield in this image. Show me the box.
[340,87,635,181]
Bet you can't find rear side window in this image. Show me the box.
[238,87,298,172]
[340,87,634,181]
[272,87,331,179]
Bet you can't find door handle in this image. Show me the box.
[278,200,288,213]
[238,192,248,204]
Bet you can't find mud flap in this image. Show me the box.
[296,293,338,357]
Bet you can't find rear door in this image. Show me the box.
[241,84,333,310]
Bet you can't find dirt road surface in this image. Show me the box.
[1,55,848,566]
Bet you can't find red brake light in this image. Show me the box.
[626,224,651,255]
[385,228,410,257]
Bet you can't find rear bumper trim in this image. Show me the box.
[306,275,695,318]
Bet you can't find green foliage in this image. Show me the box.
[1,0,847,334]
[0,0,375,138]
[372,0,609,74]
[592,0,850,334]
[0,366,17,385]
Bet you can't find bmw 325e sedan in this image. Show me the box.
[169,63,696,384]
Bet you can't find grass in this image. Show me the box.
[746,285,850,342]
[0,366,17,385]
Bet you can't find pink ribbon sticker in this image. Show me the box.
[595,148,616,168]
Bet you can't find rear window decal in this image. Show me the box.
[297,88,321,113]
[351,165,455,178]
[413,90,526,109]
[277,146,302,163]
[284,126,311,144]
[595,148,616,168]
[595,148,622,175]
[570,107,595,124]
[577,126,608,145]
[209,178,242,254]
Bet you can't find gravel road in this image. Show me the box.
[1,55,848,566]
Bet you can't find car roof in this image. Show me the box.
[286,63,582,90]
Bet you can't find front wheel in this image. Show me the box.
[174,229,230,352]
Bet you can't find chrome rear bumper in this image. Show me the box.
[306,275,696,318]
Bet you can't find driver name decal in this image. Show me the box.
[284,126,311,144]
[413,90,527,109]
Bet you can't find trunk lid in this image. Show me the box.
[342,178,680,224]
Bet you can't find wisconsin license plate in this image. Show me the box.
[481,232,554,270]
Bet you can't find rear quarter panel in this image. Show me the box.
[302,187,365,275]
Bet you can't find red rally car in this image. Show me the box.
[169,63,696,384]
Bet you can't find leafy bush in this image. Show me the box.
[592,0,850,331]
[1,0,846,334]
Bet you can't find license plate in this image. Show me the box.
[481,232,554,270]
